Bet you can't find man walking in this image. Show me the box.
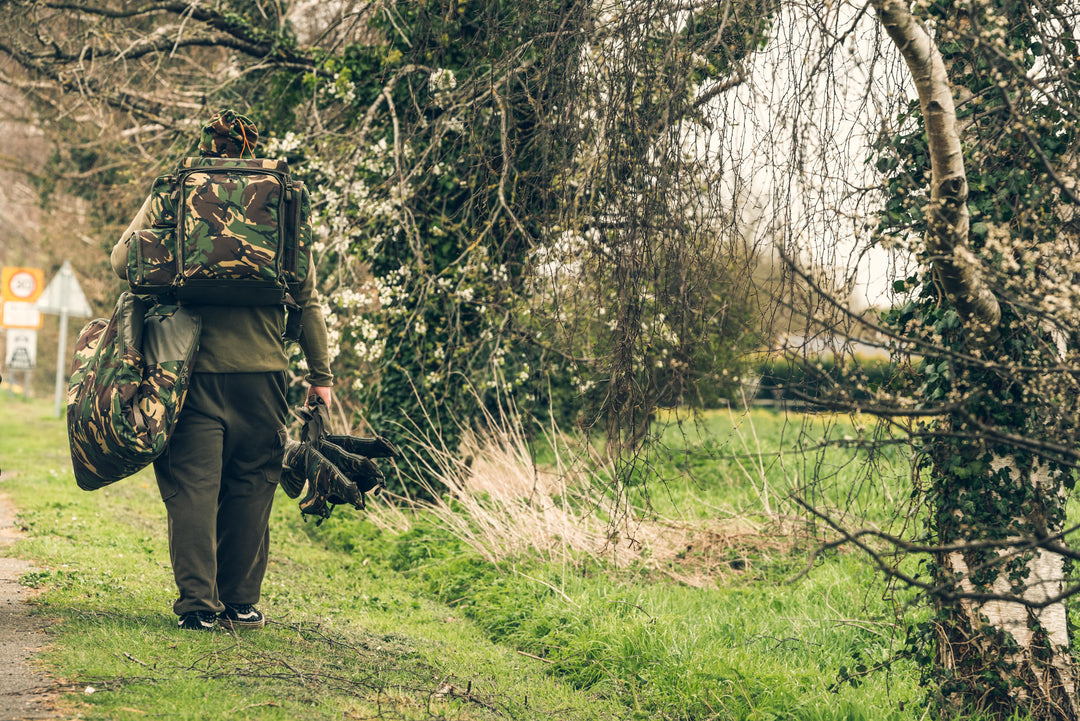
[111,109,333,631]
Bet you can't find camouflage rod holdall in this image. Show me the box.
[67,293,201,491]
[280,396,400,523]
[126,156,312,306]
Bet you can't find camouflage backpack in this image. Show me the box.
[126,156,312,306]
[67,293,201,491]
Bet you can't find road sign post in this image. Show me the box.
[35,261,93,417]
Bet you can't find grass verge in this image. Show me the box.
[1,396,929,720]
[0,397,626,720]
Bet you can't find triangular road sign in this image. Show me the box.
[36,260,93,317]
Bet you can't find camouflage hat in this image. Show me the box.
[198,109,258,158]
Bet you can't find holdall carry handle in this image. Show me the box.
[143,303,202,367]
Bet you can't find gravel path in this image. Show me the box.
[0,492,56,720]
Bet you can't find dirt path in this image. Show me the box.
[0,491,56,720]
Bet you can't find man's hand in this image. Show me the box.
[307,385,333,409]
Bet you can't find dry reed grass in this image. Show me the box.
[363,401,804,585]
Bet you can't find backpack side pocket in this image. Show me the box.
[282,181,311,286]
[127,227,177,297]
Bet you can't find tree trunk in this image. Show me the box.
[869,1,1080,716]
[871,0,998,335]
[936,457,1078,719]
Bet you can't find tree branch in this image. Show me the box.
[871,0,1001,335]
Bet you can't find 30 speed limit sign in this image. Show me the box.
[1,267,44,303]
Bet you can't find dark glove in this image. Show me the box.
[293,399,400,459]
[283,439,378,519]
[282,396,399,522]
[315,437,393,494]
[280,440,307,499]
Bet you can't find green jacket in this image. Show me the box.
[112,195,333,387]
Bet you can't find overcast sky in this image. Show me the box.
[699,1,919,309]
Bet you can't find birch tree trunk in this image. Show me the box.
[939,459,1078,719]
[870,1,1080,717]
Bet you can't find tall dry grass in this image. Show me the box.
[364,400,801,584]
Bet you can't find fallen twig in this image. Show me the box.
[122,652,150,668]
[516,650,555,664]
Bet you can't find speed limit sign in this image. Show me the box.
[1,267,44,303]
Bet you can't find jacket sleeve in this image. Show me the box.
[290,255,334,388]
[110,195,153,280]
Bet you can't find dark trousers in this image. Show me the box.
[153,372,287,616]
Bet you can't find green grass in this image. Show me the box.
[0,397,931,720]
[637,407,913,526]
[354,522,924,721]
[0,398,627,720]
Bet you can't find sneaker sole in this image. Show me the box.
[219,617,266,630]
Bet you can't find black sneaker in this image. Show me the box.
[177,610,217,631]
[218,603,265,630]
